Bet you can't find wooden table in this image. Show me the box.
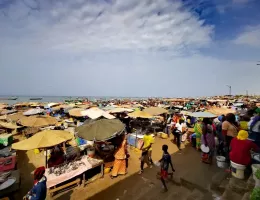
[81,162,104,187]
[47,157,104,197]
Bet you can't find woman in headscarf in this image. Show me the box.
[201,118,215,164]
[194,118,203,151]
[110,134,129,179]
[230,130,259,166]
[23,167,47,200]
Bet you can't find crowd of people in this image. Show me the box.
[15,99,260,197]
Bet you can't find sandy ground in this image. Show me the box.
[14,134,182,200]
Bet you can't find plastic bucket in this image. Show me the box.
[252,164,260,180]
[230,161,246,179]
[216,156,227,168]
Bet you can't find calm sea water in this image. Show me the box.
[0,96,148,105]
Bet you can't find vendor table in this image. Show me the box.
[0,156,16,172]
[0,170,20,198]
[45,156,103,196]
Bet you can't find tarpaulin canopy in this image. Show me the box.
[12,130,73,150]
[128,111,153,119]
[108,107,133,113]
[143,107,168,116]
[81,107,115,119]
[76,119,125,141]
[207,107,236,116]
[19,116,58,127]
[190,112,217,118]
[23,108,44,116]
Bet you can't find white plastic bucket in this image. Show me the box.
[230,161,246,179]
[252,164,260,180]
[216,156,227,168]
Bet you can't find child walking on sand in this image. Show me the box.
[158,144,175,192]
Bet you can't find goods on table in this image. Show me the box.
[86,156,102,166]
[48,159,86,177]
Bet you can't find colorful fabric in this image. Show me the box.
[194,123,202,149]
[111,159,127,177]
[230,137,258,165]
[201,124,215,151]
[114,138,127,159]
[237,130,248,140]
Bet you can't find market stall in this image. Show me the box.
[11,130,104,196]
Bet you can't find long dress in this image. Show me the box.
[194,122,202,150]
[201,124,215,164]
[111,138,127,177]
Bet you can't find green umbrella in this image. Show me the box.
[76,119,125,141]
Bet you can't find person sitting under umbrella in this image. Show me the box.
[23,166,47,200]
[48,145,65,168]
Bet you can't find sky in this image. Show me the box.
[0,0,260,97]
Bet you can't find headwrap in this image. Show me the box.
[34,166,45,183]
[218,115,223,122]
[237,130,249,140]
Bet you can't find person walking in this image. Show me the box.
[158,145,175,192]
[139,131,154,174]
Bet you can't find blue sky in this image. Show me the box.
[0,0,260,97]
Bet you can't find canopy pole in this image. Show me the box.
[45,149,48,168]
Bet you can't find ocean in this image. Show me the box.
[0,96,148,105]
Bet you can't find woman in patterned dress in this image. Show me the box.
[194,119,203,150]
[201,118,215,164]
[111,134,128,178]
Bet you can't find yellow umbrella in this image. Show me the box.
[143,107,168,116]
[128,111,153,119]
[12,130,73,150]
[7,113,25,122]
[19,116,58,127]
[0,121,22,129]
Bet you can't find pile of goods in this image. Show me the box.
[48,159,86,176]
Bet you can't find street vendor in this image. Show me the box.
[48,145,65,168]
[23,166,47,200]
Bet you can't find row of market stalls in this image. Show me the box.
[0,96,259,198]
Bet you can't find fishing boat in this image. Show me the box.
[8,97,18,100]
[29,97,43,100]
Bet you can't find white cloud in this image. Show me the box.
[233,25,260,47]
[0,0,213,54]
